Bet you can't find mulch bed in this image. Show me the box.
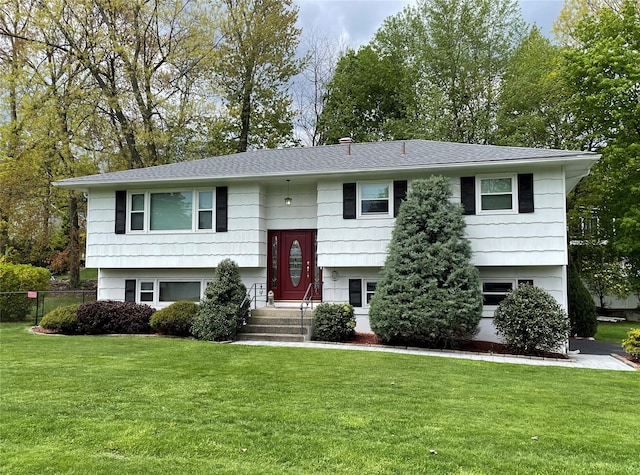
[350,332,568,359]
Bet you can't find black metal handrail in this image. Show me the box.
[300,282,323,336]
[241,283,267,311]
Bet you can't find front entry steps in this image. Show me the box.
[237,307,315,342]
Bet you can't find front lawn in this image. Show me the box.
[1,323,638,474]
[596,321,640,343]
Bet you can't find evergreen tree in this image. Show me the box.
[369,176,482,347]
[192,259,250,341]
[567,264,598,337]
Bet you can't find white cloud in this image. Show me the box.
[295,0,563,48]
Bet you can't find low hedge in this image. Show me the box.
[40,304,80,334]
[75,300,154,334]
[313,303,356,342]
[150,301,199,336]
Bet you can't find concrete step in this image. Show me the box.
[239,307,315,342]
[236,332,306,343]
[250,307,306,318]
[243,324,307,335]
[248,316,309,326]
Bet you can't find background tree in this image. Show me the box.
[495,27,584,149]
[215,0,304,152]
[563,0,640,296]
[317,45,414,144]
[293,28,343,146]
[372,0,525,144]
[369,176,482,347]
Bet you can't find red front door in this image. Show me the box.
[268,230,320,301]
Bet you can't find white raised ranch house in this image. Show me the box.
[55,140,599,343]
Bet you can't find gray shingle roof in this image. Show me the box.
[54,139,597,188]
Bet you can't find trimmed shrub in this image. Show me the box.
[75,300,154,334]
[192,259,249,341]
[494,284,569,355]
[622,328,640,360]
[0,263,50,321]
[369,176,482,347]
[150,301,199,336]
[313,303,356,342]
[567,265,598,337]
[40,304,80,333]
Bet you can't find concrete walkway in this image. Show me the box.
[234,340,637,371]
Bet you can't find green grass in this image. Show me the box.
[56,268,98,281]
[1,323,638,475]
[596,321,640,343]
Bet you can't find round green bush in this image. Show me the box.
[150,301,199,336]
[493,284,569,355]
[40,304,79,334]
[313,303,356,342]
[622,328,640,360]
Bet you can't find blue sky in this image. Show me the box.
[295,0,565,47]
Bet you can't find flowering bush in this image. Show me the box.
[493,284,569,355]
[622,329,640,361]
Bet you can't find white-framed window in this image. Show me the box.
[197,191,214,230]
[130,193,145,230]
[150,192,193,230]
[359,182,391,216]
[128,189,215,232]
[137,279,203,304]
[365,280,377,306]
[139,281,154,302]
[481,279,534,306]
[477,175,517,213]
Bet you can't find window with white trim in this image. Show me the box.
[130,194,145,230]
[137,279,203,304]
[482,279,534,306]
[139,281,154,302]
[128,189,215,232]
[198,191,214,230]
[478,175,516,212]
[359,182,391,216]
[365,280,377,306]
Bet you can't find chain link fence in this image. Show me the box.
[0,290,97,326]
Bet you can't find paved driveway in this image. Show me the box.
[569,339,625,356]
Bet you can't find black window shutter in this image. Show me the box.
[348,279,362,307]
[343,183,356,219]
[393,180,408,217]
[115,190,127,234]
[216,186,228,232]
[518,174,534,213]
[124,279,136,302]
[460,177,476,215]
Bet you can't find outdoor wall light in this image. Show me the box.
[285,179,292,206]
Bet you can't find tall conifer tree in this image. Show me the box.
[369,176,482,346]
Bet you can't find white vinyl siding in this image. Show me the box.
[459,168,568,266]
[86,185,264,269]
